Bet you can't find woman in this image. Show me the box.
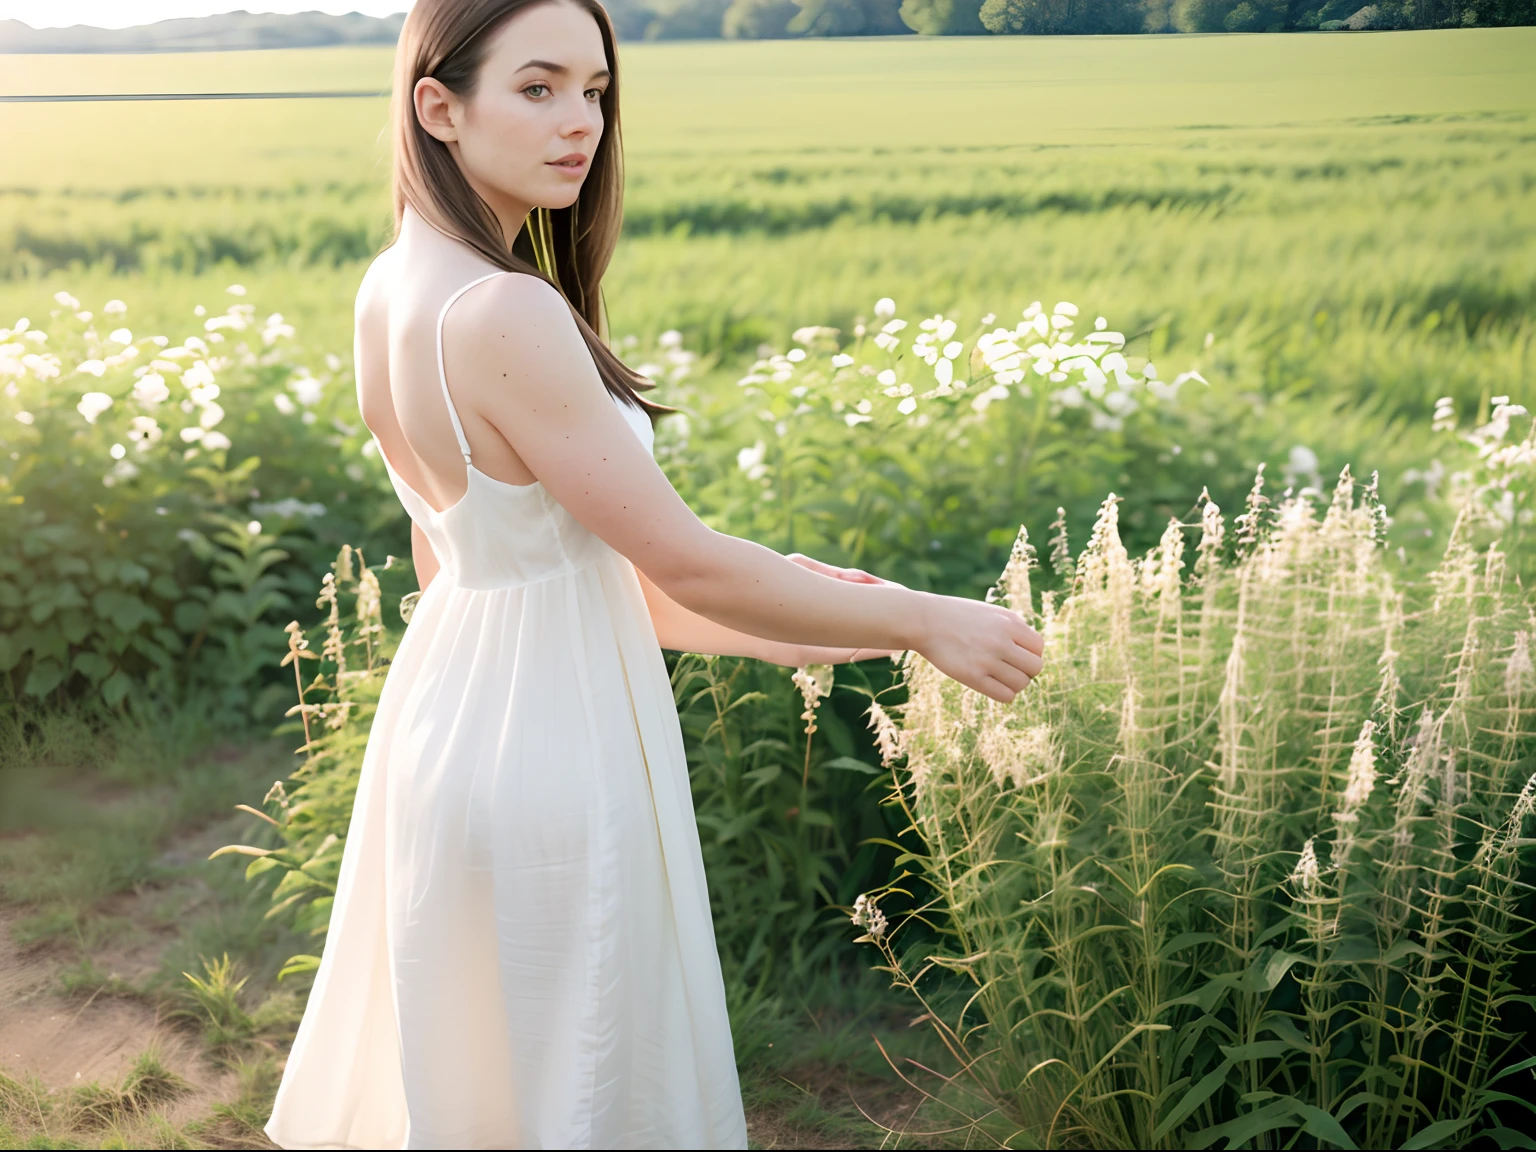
[265,1,1045,1147]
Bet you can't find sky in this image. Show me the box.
[0,2,411,29]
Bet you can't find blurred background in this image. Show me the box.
[0,4,1533,1149]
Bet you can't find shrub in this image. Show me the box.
[899,0,987,33]
[861,472,1536,1146]
[723,0,802,36]
[0,290,404,716]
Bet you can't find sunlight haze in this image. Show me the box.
[1,1,410,30]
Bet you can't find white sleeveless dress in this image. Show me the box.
[265,273,748,1150]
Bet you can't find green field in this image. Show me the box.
[3,31,1532,466]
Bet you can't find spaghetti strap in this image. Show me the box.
[436,271,508,464]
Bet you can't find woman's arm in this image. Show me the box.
[634,565,894,667]
[443,275,1043,702]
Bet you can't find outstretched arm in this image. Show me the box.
[634,562,897,667]
[444,275,1043,702]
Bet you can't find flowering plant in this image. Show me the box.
[0,288,395,712]
[661,296,1209,595]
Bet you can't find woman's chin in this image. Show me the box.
[533,186,584,211]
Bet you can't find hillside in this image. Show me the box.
[0,10,406,53]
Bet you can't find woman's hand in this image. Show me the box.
[785,553,890,587]
[914,594,1045,703]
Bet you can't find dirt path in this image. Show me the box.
[0,898,244,1138]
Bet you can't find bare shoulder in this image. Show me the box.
[354,246,401,332]
[448,270,574,342]
[443,272,596,396]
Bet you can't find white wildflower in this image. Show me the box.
[290,374,323,407]
[54,291,80,310]
[108,328,132,345]
[76,391,113,423]
[103,299,126,315]
[202,430,231,451]
[77,359,106,378]
[736,440,767,480]
[128,415,162,450]
[14,411,33,425]
[873,298,896,320]
[132,373,169,406]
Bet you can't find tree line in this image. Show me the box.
[608,0,1533,36]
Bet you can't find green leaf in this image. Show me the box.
[0,633,16,673]
[22,658,64,697]
[1488,1127,1536,1149]
[1401,1118,1473,1149]
[1152,1060,1232,1142]
[823,755,880,775]
[277,954,321,982]
[71,652,113,684]
[1291,1101,1357,1149]
[1158,931,1226,959]
[173,601,208,632]
[101,669,132,708]
[1187,1100,1302,1149]
[1220,1039,1304,1063]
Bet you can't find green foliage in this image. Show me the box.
[788,0,909,34]
[0,295,408,716]
[899,0,987,31]
[671,653,898,985]
[870,474,1536,1147]
[176,953,255,1052]
[723,0,803,36]
[980,0,1144,32]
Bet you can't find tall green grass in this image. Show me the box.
[868,471,1536,1147]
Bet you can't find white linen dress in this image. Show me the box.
[265,272,749,1150]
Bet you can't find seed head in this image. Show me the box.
[866,701,903,768]
[1291,838,1321,893]
[792,664,834,736]
[851,893,888,940]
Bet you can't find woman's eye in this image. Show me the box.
[584,88,604,102]
[523,83,549,98]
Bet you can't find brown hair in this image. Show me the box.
[392,0,663,415]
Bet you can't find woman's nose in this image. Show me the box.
[559,99,598,139]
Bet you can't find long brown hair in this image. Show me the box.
[392,0,662,415]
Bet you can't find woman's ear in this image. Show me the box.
[414,77,460,144]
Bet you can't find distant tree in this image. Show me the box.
[899,0,987,32]
[1462,0,1536,22]
[1221,0,1289,25]
[605,0,662,38]
[644,0,732,37]
[979,0,1142,32]
[723,0,801,34]
[1170,0,1234,30]
[789,0,909,33]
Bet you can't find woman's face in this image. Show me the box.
[416,1,610,215]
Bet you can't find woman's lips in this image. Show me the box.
[547,153,588,174]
